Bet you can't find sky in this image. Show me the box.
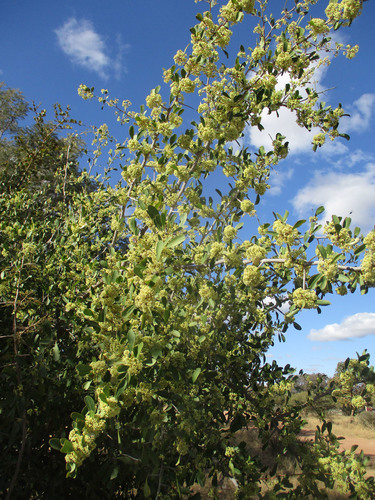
[1,0,375,377]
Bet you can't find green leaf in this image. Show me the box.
[179,212,188,227]
[143,479,151,498]
[77,363,91,376]
[151,346,162,359]
[316,299,331,306]
[84,395,96,412]
[315,206,325,217]
[52,342,60,362]
[49,438,62,451]
[110,466,119,480]
[317,245,326,258]
[147,205,159,220]
[156,240,165,260]
[192,367,201,383]
[99,392,108,404]
[134,264,144,279]
[166,234,185,249]
[293,219,306,229]
[343,217,351,229]
[129,217,138,235]
[60,439,74,454]
[71,412,84,422]
[83,308,95,318]
[354,244,366,256]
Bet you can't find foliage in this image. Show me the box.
[1,0,375,498]
[332,350,375,417]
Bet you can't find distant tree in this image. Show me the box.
[0,82,28,140]
[0,95,85,197]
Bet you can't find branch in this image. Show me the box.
[179,257,362,272]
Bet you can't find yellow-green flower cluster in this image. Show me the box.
[209,242,225,260]
[98,396,120,419]
[325,0,362,25]
[344,44,359,59]
[292,288,318,309]
[243,265,261,286]
[134,284,155,312]
[77,84,94,100]
[308,18,330,36]
[240,199,255,214]
[245,244,266,266]
[176,437,189,456]
[317,257,338,281]
[312,133,326,147]
[273,220,299,246]
[146,90,162,109]
[335,285,348,296]
[361,252,375,285]
[270,379,293,395]
[90,360,107,378]
[318,451,366,496]
[223,225,237,243]
[225,446,236,458]
[351,395,366,409]
[118,350,143,377]
[364,230,375,251]
[174,49,187,66]
[324,222,352,250]
[199,283,218,302]
[251,46,266,61]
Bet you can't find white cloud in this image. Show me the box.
[341,93,375,133]
[292,163,375,232]
[309,313,375,341]
[247,106,320,154]
[55,18,127,78]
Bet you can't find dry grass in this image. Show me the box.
[304,414,375,441]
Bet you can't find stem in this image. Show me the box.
[62,139,72,205]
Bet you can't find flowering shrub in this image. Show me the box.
[2,1,375,498]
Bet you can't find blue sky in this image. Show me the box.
[1,0,375,377]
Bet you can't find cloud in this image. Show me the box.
[269,166,294,196]
[55,18,128,78]
[247,106,320,154]
[309,313,375,341]
[341,93,375,133]
[292,163,375,231]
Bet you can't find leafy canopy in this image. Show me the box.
[2,0,375,498]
